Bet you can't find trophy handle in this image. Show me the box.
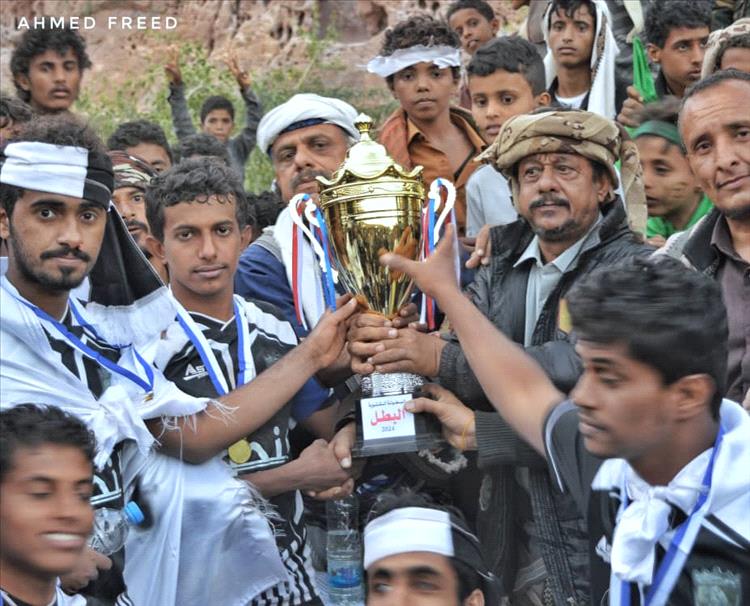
[428,178,456,240]
[303,201,339,283]
[287,194,336,281]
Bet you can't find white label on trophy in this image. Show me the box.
[361,393,416,442]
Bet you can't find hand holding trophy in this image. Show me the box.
[289,114,459,457]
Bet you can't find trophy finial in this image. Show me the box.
[354,113,374,140]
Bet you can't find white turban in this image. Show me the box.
[256,93,360,154]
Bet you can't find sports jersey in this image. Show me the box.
[159,296,325,605]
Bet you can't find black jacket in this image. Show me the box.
[437,198,652,604]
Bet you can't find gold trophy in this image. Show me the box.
[291,114,456,457]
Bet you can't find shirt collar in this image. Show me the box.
[514,212,603,271]
[710,214,746,265]
[405,109,485,151]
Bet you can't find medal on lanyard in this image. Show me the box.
[11,291,155,396]
[614,425,725,606]
[175,297,257,463]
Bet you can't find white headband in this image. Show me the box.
[366,45,461,78]
[363,507,454,569]
[0,141,112,206]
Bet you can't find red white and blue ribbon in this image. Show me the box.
[420,178,459,331]
[289,195,312,330]
[288,194,339,330]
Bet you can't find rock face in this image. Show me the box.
[0,0,523,104]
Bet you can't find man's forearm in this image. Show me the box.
[150,340,322,463]
[240,461,305,498]
[437,292,562,454]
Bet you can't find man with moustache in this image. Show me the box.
[348,108,650,604]
[108,150,168,282]
[660,69,750,408]
[234,93,359,339]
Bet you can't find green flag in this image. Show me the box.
[632,37,658,103]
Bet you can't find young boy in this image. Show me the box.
[165,49,261,180]
[464,36,550,236]
[10,24,90,115]
[107,119,174,173]
[447,0,501,108]
[145,158,356,606]
[369,15,485,236]
[364,491,500,606]
[382,245,750,606]
[447,0,500,56]
[543,0,618,119]
[1,404,97,606]
[618,1,711,127]
[631,100,712,247]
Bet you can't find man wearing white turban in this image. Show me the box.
[235,93,365,502]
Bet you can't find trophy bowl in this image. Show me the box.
[317,171,424,318]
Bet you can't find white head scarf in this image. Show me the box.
[256,93,359,154]
[542,0,620,119]
[366,44,462,78]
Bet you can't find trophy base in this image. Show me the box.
[352,372,445,458]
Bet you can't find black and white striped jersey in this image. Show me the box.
[162,298,320,605]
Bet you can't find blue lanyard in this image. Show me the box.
[16,296,155,393]
[618,424,725,606]
[175,298,252,396]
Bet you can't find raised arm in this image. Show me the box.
[165,47,198,140]
[225,51,261,165]
[148,298,358,463]
[382,226,562,454]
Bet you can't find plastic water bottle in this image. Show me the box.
[326,495,364,605]
[88,502,144,556]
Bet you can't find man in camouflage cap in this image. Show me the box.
[349,107,653,604]
[477,106,648,234]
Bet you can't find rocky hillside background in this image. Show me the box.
[0,0,525,190]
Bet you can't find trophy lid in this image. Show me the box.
[317,113,422,187]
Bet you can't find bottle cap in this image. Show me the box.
[123,501,145,526]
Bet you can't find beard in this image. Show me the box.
[531,217,583,242]
[8,231,91,292]
[527,195,586,242]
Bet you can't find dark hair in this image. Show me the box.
[716,32,750,70]
[0,95,33,131]
[10,25,92,103]
[178,133,231,165]
[366,490,483,601]
[644,0,711,48]
[568,256,727,417]
[468,36,546,95]
[380,16,461,86]
[1,404,96,483]
[446,0,495,23]
[145,157,249,241]
[199,95,235,124]
[107,120,173,163]
[0,115,106,217]
[548,0,596,25]
[248,189,284,230]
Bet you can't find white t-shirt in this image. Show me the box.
[555,90,588,109]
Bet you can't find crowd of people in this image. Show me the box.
[0,0,749,605]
